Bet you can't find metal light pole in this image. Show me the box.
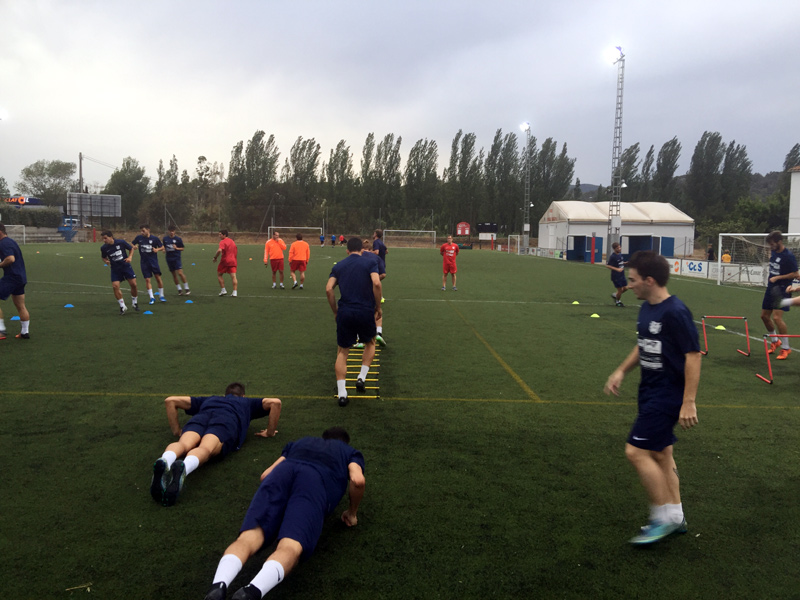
[520,121,531,252]
[608,46,625,248]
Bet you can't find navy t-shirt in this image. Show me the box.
[186,395,269,450]
[100,239,133,267]
[132,234,162,267]
[636,295,700,413]
[372,238,387,262]
[607,252,625,270]
[330,253,378,311]
[363,252,385,277]
[0,236,26,283]
[768,247,798,290]
[281,437,365,515]
[162,235,184,260]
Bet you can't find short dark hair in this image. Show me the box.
[374,229,383,239]
[612,242,621,250]
[628,250,669,287]
[101,230,113,238]
[0,223,6,234]
[296,233,303,240]
[322,427,350,444]
[220,229,229,237]
[766,231,783,244]
[140,224,150,230]
[347,237,363,252]
[168,225,176,232]
[225,382,245,397]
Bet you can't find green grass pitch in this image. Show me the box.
[2,242,800,598]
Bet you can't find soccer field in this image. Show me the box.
[3,243,800,599]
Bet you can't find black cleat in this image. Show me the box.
[119,306,127,316]
[338,395,349,407]
[292,281,298,289]
[356,378,366,393]
[150,458,170,504]
[232,584,263,600]
[16,333,30,339]
[204,582,228,600]
[133,303,139,312]
[162,460,186,506]
[0,329,6,340]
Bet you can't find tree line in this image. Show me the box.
[3,131,798,239]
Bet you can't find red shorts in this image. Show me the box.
[270,258,284,272]
[290,260,307,272]
[443,261,457,274]
[218,264,237,274]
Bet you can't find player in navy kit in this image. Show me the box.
[604,250,701,545]
[100,230,139,315]
[0,223,31,339]
[162,225,190,296]
[760,231,798,360]
[131,224,165,304]
[606,242,629,306]
[149,382,281,507]
[203,427,365,600]
[326,237,382,407]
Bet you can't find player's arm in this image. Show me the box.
[326,276,339,317]
[341,462,365,527]
[165,396,192,436]
[371,272,382,320]
[255,397,282,438]
[604,345,640,396]
[213,245,221,262]
[260,456,286,481]
[678,352,701,430]
[0,254,14,268]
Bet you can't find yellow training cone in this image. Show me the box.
[715,325,726,330]
[572,301,580,305]
[590,313,600,318]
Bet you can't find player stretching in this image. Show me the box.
[0,223,31,339]
[214,229,238,297]
[326,237,382,407]
[132,224,166,304]
[150,382,281,507]
[440,235,459,291]
[264,231,287,289]
[288,233,310,289]
[163,225,190,295]
[604,250,700,545]
[202,427,364,600]
[100,230,139,315]
[606,242,629,306]
[761,231,798,360]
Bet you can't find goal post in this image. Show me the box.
[383,230,437,248]
[507,235,521,255]
[717,233,800,286]
[267,226,323,242]
[3,224,26,244]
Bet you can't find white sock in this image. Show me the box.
[769,330,778,343]
[780,298,793,308]
[132,295,138,305]
[21,320,29,335]
[665,503,684,524]
[212,554,243,587]
[0,318,5,330]
[250,560,285,597]
[299,284,303,288]
[232,290,237,297]
[184,455,200,475]
[161,450,177,468]
[148,289,154,299]
[220,288,227,294]
[377,326,383,334]
[184,283,190,290]
[359,365,370,380]
[337,379,347,397]
[118,298,125,308]
[649,504,668,524]
[782,337,791,350]
[176,283,182,291]
[158,288,164,296]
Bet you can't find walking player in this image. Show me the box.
[100,230,139,315]
[0,223,31,339]
[163,225,190,295]
[131,224,166,304]
[606,242,629,306]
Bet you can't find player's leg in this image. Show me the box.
[452,272,457,290]
[110,280,127,314]
[204,528,265,600]
[441,272,446,290]
[235,538,301,599]
[154,272,165,300]
[278,264,284,287]
[145,276,156,302]
[185,433,224,470]
[652,445,685,526]
[126,278,139,310]
[335,345,350,405]
[231,272,238,294]
[11,294,30,338]
[291,267,298,287]
[772,309,791,358]
[761,308,780,352]
[299,268,305,286]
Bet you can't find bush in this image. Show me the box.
[0,207,63,228]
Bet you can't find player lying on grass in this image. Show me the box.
[604,250,701,546]
[150,382,281,506]
[203,427,365,600]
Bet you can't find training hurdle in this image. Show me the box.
[700,315,750,357]
[755,334,800,384]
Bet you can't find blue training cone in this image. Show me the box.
[143,310,154,315]
[185,300,194,304]
[64,304,74,308]
[11,315,20,320]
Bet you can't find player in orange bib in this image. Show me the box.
[264,231,287,289]
[440,235,459,291]
[288,233,311,290]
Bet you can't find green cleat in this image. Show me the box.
[629,519,687,545]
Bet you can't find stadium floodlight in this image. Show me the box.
[607,45,626,248]
[520,121,530,133]
[521,122,532,251]
[605,45,624,65]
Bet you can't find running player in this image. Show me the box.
[761,231,798,360]
[163,225,190,295]
[100,230,139,315]
[131,224,165,304]
[606,242,629,306]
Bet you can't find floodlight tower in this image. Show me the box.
[520,121,531,251]
[608,46,625,248]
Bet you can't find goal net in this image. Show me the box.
[507,235,521,255]
[267,226,323,243]
[717,233,800,286]
[383,230,437,248]
[3,224,26,244]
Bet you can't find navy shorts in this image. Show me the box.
[627,404,678,452]
[110,264,136,283]
[140,260,162,278]
[0,276,25,300]
[763,285,790,311]
[612,274,627,288]
[240,461,328,558]
[167,257,183,271]
[336,307,376,348]
[182,412,237,457]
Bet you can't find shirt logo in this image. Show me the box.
[648,321,662,334]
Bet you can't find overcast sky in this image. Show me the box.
[1,0,797,195]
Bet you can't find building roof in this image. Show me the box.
[539,201,694,225]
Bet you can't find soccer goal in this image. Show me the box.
[267,226,323,241]
[383,230,437,248]
[507,235,521,255]
[717,233,800,286]
[3,224,26,244]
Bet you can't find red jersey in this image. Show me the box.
[218,237,238,266]
[441,242,459,262]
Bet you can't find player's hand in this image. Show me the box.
[255,429,278,438]
[341,510,358,527]
[678,402,698,430]
[375,308,382,320]
[213,257,217,262]
[769,276,778,284]
[604,370,624,396]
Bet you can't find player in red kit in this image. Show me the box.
[440,235,459,291]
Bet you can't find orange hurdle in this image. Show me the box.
[701,315,750,357]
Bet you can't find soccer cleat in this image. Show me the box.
[160,296,167,302]
[119,306,127,316]
[280,283,285,289]
[231,291,237,297]
[15,333,30,339]
[777,348,792,360]
[352,342,365,349]
[204,582,227,600]
[611,293,619,303]
[338,395,349,407]
[150,458,171,504]
[768,339,782,354]
[356,378,366,393]
[133,303,139,312]
[219,290,227,296]
[441,286,446,291]
[149,298,155,305]
[292,281,298,289]
[453,286,458,291]
[231,584,263,600]
[629,520,685,545]
[162,460,186,506]
[375,334,386,347]
[185,290,191,296]
[299,285,303,289]
[272,283,276,289]
[0,330,6,340]
[616,301,624,307]
[178,290,183,296]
